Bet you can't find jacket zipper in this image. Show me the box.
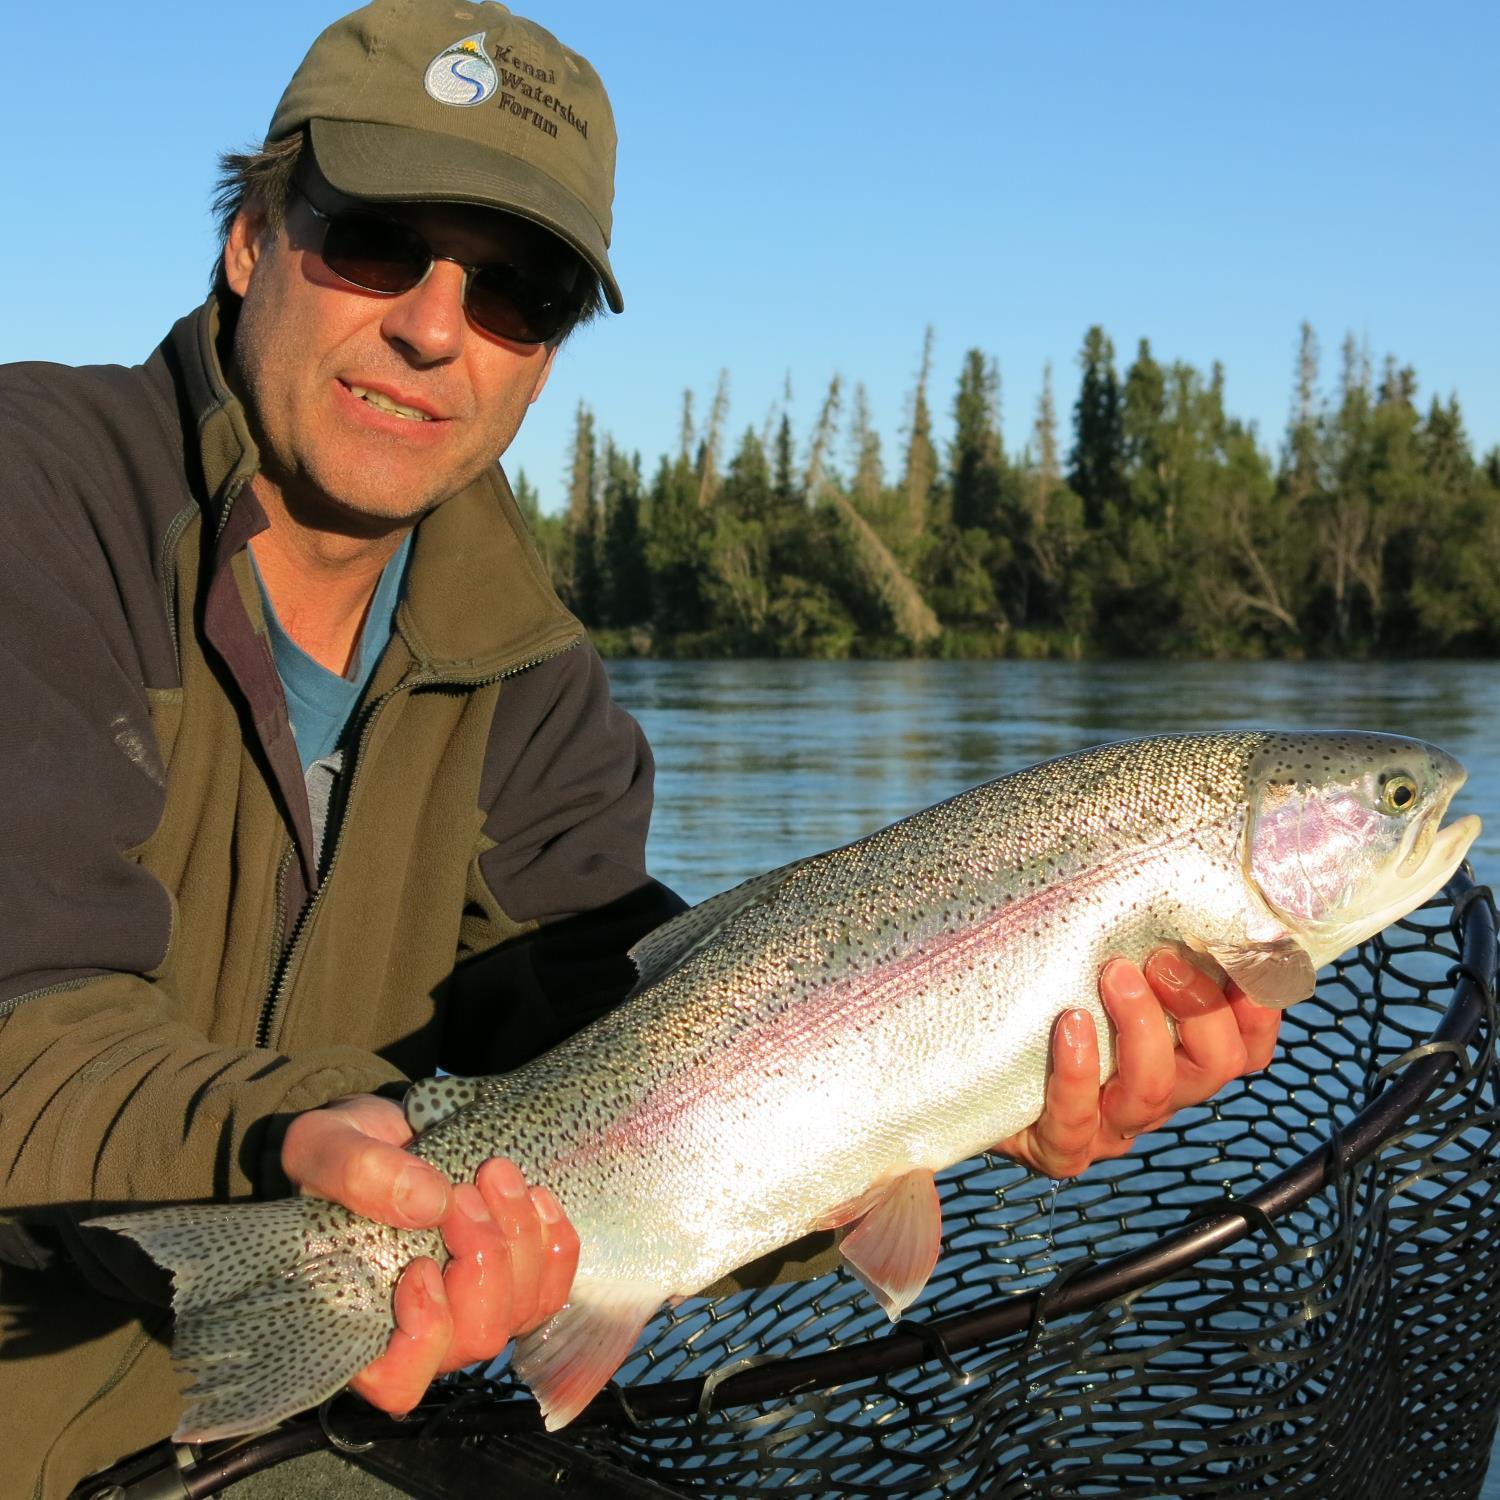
[157,502,197,678]
[253,638,579,1051]
[0,975,102,1022]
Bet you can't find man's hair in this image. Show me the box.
[208,129,604,343]
[210,131,307,303]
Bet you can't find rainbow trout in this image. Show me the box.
[91,731,1479,1438]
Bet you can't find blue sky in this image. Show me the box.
[3,3,1494,513]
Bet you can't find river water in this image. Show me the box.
[607,656,1500,1496]
[609,658,1500,905]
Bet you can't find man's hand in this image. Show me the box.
[996,950,1283,1178]
[281,1094,579,1418]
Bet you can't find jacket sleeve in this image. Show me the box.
[0,365,405,1294]
[440,642,686,1074]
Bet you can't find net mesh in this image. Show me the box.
[502,876,1500,1499]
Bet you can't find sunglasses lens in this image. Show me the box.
[466,266,569,345]
[310,195,576,345]
[320,214,430,295]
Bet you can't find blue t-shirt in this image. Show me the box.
[250,533,413,774]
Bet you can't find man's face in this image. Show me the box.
[224,174,569,533]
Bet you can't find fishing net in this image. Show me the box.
[469,874,1500,1499]
[95,876,1500,1498]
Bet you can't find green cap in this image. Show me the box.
[267,0,623,312]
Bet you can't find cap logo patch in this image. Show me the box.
[423,32,499,108]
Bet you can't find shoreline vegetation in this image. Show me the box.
[517,325,1500,662]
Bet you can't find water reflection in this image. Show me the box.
[607,659,1499,906]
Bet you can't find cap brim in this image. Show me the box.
[309,118,623,313]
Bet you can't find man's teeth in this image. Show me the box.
[349,385,432,421]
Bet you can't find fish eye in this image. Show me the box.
[1381,774,1420,814]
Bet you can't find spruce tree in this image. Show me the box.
[1284,322,1322,502]
[899,327,938,545]
[848,383,885,518]
[599,443,651,628]
[950,349,1004,533]
[773,413,800,511]
[1122,338,1168,530]
[1069,326,1127,529]
[512,467,541,527]
[696,370,730,509]
[564,402,600,623]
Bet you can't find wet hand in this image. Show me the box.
[280,1094,580,1418]
[993,952,1282,1178]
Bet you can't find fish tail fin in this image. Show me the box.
[88,1199,396,1441]
[511,1277,664,1430]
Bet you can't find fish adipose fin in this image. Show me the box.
[87,1200,392,1441]
[404,1074,487,1130]
[1201,937,1318,1009]
[836,1168,943,1321]
[511,1277,665,1430]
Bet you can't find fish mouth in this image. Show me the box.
[1309,809,1482,964]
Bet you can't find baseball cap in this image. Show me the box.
[267,0,622,312]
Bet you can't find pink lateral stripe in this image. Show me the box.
[570,837,1186,1165]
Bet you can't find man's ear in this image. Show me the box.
[527,344,561,407]
[223,202,271,298]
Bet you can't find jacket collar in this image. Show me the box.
[163,298,582,679]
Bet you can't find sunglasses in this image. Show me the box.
[297,191,580,347]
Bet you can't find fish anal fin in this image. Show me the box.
[1205,938,1317,1010]
[511,1278,664,1431]
[812,1185,886,1232]
[404,1075,485,1132]
[837,1169,942,1322]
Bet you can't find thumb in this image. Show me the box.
[283,1096,451,1228]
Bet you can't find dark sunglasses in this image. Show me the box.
[297,190,579,347]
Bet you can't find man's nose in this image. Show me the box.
[381,258,468,364]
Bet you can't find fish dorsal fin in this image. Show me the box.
[404,1075,485,1132]
[837,1168,943,1321]
[511,1277,665,1430]
[627,853,818,991]
[1201,937,1318,1010]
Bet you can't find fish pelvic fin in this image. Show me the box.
[837,1168,943,1321]
[511,1277,664,1430]
[87,1199,397,1441]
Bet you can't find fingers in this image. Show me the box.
[433,1161,582,1373]
[1143,951,1248,1107]
[1227,984,1283,1072]
[434,1183,515,1372]
[477,1158,545,1334]
[993,953,1286,1182]
[349,1258,452,1417]
[286,1108,583,1411]
[281,1095,450,1229]
[527,1187,581,1335]
[1098,959,1176,1140]
[1023,1009,1103,1178]
[1143,952,1281,1107]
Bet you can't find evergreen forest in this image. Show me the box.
[516,324,1500,660]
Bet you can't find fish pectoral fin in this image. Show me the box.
[511,1277,664,1431]
[836,1168,943,1322]
[403,1075,486,1131]
[1203,937,1318,1009]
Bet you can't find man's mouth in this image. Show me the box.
[346,383,434,422]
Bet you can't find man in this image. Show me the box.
[0,4,1278,1494]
